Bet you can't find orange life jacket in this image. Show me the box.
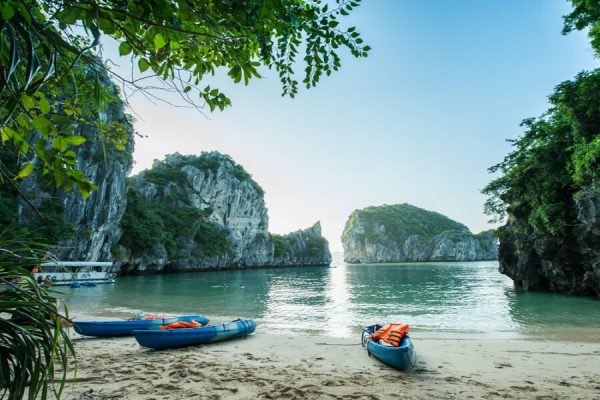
[371,323,409,347]
[160,320,203,330]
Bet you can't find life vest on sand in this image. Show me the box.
[371,323,409,347]
[160,320,203,330]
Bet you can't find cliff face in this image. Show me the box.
[270,222,332,266]
[116,152,330,273]
[19,81,134,262]
[498,188,600,296]
[342,204,497,263]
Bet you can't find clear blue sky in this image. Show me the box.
[108,0,597,252]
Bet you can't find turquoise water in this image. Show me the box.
[62,259,600,339]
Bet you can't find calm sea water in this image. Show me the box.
[62,257,600,339]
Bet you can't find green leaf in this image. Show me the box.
[53,171,66,187]
[21,94,35,110]
[57,6,80,24]
[154,33,166,50]
[1,3,15,20]
[32,116,51,135]
[138,58,150,72]
[119,41,132,56]
[0,127,16,142]
[64,150,77,160]
[39,97,51,114]
[64,135,87,146]
[52,137,68,152]
[15,163,35,179]
[98,18,116,34]
[77,181,96,199]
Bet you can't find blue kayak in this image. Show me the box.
[73,315,209,337]
[362,324,415,370]
[133,319,256,350]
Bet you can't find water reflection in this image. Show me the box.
[324,265,353,336]
[505,286,600,338]
[64,269,274,320]
[262,267,330,334]
[62,261,600,338]
[342,261,517,333]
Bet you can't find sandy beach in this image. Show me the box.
[59,319,600,400]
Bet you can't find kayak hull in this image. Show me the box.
[362,324,415,370]
[133,319,256,350]
[73,315,209,337]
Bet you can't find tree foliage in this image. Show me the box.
[483,1,600,238]
[1,0,368,193]
[483,70,600,237]
[563,0,600,56]
[119,186,230,259]
[0,245,74,400]
[342,203,470,245]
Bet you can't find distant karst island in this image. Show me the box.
[116,152,331,273]
[342,203,497,263]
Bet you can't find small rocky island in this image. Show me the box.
[342,203,497,263]
[115,152,331,273]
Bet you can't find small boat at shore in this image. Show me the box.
[362,324,415,370]
[73,315,210,337]
[35,261,116,286]
[133,319,256,350]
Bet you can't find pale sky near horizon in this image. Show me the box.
[103,0,597,252]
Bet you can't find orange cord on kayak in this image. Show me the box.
[128,314,170,321]
[160,320,203,329]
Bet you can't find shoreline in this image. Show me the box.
[116,263,333,276]
[60,314,600,400]
[64,309,600,344]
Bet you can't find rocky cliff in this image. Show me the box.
[497,188,600,296]
[115,152,331,273]
[17,76,134,262]
[342,204,497,263]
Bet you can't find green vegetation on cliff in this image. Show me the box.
[270,234,288,258]
[270,233,328,259]
[483,0,600,240]
[119,153,261,259]
[342,203,468,244]
[483,70,600,239]
[119,185,229,259]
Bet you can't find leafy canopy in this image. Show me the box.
[482,1,600,237]
[563,0,600,56]
[483,70,600,236]
[0,0,369,194]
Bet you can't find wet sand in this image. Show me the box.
[61,321,600,400]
